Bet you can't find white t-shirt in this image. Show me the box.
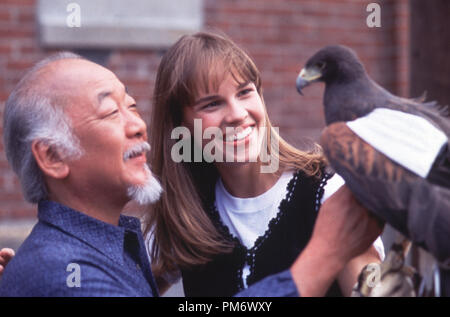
[215,171,385,288]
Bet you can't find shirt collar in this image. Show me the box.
[37,200,143,265]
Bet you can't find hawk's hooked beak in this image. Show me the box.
[296,67,323,95]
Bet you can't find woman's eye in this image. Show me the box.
[238,88,253,97]
[202,101,220,110]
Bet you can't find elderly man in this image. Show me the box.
[0,53,382,297]
[0,53,163,296]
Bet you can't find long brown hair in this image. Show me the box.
[145,31,326,277]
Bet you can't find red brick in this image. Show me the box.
[0,0,35,6]
[6,60,33,71]
[0,9,12,22]
[0,0,412,221]
[0,28,34,39]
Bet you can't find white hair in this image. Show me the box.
[127,164,163,205]
[3,52,84,203]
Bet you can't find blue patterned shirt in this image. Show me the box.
[0,201,299,297]
[0,200,159,297]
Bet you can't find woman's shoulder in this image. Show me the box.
[289,163,334,185]
[287,167,345,209]
[321,173,345,203]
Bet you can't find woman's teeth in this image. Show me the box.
[225,126,253,142]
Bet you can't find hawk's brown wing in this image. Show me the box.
[320,122,450,261]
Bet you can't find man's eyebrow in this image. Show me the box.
[97,86,128,104]
[97,91,112,104]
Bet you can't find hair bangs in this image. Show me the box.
[168,33,261,113]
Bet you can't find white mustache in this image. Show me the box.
[123,142,151,161]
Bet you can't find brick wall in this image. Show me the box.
[1,0,42,219]
[204,0,410,143]
[0,0,410,220]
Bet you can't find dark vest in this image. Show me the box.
[181,170,342,297]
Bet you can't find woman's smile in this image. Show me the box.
[224,125,255,143]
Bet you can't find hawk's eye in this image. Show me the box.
[317,61,326,70]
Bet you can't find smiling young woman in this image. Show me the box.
[145,31,383,297]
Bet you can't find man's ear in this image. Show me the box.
[31,140,69,179]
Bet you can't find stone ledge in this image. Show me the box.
[0,218,36,251]
[38,0,204,49]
